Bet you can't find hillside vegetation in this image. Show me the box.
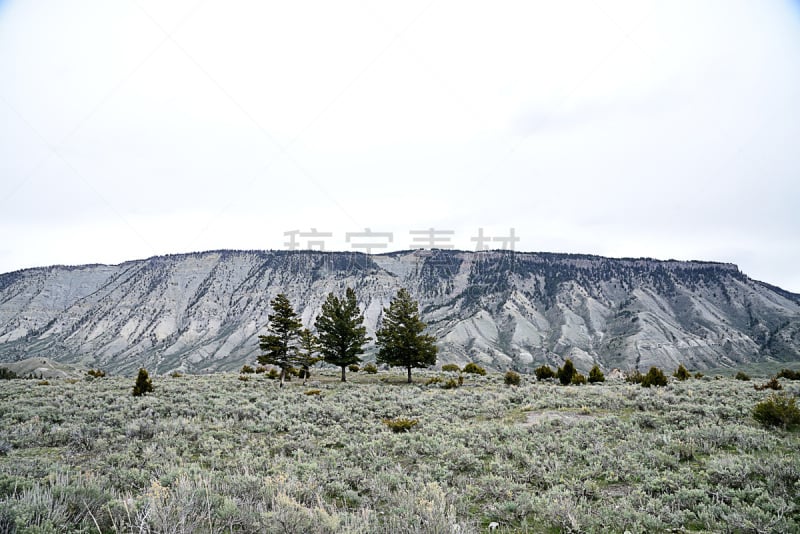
[0,370,798,532]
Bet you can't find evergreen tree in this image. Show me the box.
[557,359,577,385]
[132,368,154,397]
[258,294,302,387]
[376,288,438,383]
[297,328,321,385]
[315,287,370,382]
[588,364,605,384]
[673,364,691,381]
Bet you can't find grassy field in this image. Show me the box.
[0,368,798,533]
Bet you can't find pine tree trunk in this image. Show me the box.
[279,368,285,388]
[407,366,412,383]
[341,366,346,382]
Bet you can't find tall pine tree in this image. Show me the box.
[376,288,437,383]
[314,287,370,382]
[258,294,302,387]
[296,328,321,385]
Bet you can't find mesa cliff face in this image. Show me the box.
[0,249,798,374]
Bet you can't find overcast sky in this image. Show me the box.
[1,1,799,292]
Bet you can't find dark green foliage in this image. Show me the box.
[441,363,461,373]
[752,394,800,429]
[777,369,800,380]
[348,364,360,373]
[240,365,254,374]
[462,363,486,376]
[296,329,321,385]
[132,368,154,397]
[255,366,267,374]
[382,417,418,433]
[267,368,279,380]
[642,367,668,388]
[442,377,460,389]
[376,288,437,383]
[588,365,605,384]
[534,365,555,381]
[571,373,587,385]
[626,370,644,384]
[694,372,704,379]
[362,363,378,374]
[504,370,521,386]
[557,359,577,385]
[315,288,370,382]
[673,364,691,381]
[0,368,17,380]
[754,377,782,391]
[258,294,303,387]
[735,371,751,381]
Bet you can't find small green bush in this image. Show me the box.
[304,389,322,396]
[504,370,521,386]
[641,367,667,388]
[557,359,577,385]
[0,368,17,380]
[382,417,418,433]
[534,365,555,381]
[441,364,461,373]
[132,368,154,397]
[777,369,800,380]
[734,371,750,381]
[86,369,106,378]
[363,363,378,374]
[348,364,360,373]
[425,376,443,385]
[462,363,486,376]
[571,373,587,385]
[255,366,267,374]
[442,378,460,389]
[673,364,691,381]
[170,371,183,378]
[626,370,644,384]
[588,365,605,384]
[755,377,782,391]
[240,365,255,374]
[238,375,249,382]
[267,369,279,380]
[752,393,800,429]
[694,372,704,379]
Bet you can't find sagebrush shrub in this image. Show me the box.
[571,373,587,385]
[240,365,255,374]
[641,367,667,388]
[462,363,486,376]
[348,364,360,373]
[362,363,378,374]
[752,394,800,429]
[87,369,106,378]
[504,371,521,386]
[535,365,555,381]
[735,371,750,381]
[132,368,154,397]
[425,376,443,385]
[441,364,461,373]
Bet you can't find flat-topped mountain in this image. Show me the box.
[0,249,798,374]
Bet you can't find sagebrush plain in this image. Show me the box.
[0,368,798,533]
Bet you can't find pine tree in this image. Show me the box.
[588,364,605,383]
[557,359,577,385]
[132,368,154,397]
[314,287,370,382]
[673,364,691,381]
[297,328,321,385]
[258,294,302,387]
[376,288,438,383]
